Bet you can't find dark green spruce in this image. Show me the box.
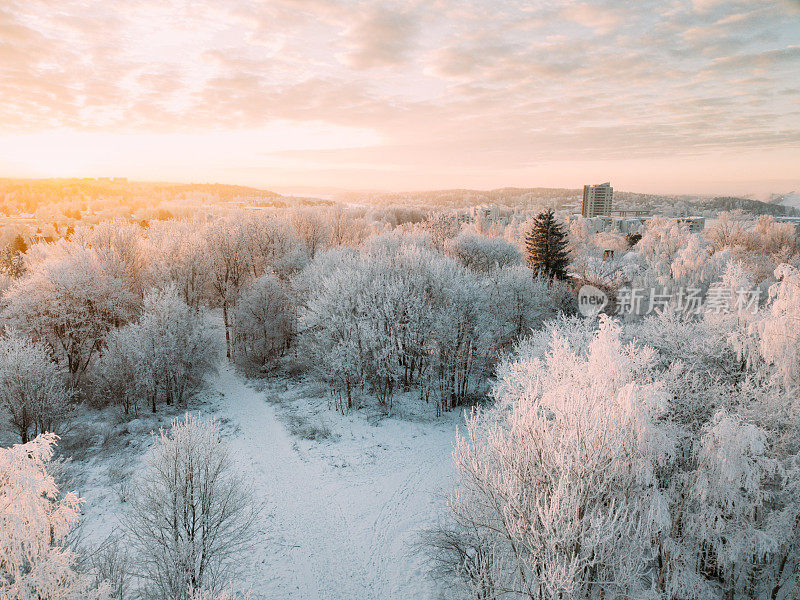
[524,208,570,280]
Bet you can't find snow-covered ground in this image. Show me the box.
[72,364,464,599]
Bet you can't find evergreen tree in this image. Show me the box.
[524,208,570,280]
[625,231,642,247]
[11,234,27,254]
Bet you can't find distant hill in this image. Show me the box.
[695,196,798,217]
[337,186,799,217]
[338,187,582,209]
[0,178,285,214]
[1,179,794,218]
[0,177,279,199]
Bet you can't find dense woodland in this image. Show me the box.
[1,199,800,599]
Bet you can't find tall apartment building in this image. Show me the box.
[582,182,613,218]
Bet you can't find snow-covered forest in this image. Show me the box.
[1,204,799,599]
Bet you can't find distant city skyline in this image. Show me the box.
[1,0,799,196]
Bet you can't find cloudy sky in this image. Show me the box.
[1,0,799,194]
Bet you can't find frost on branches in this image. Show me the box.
[297,236,563,414]
[0,433,109,600]
[757,264,800,390]
[2,246,138,387]
[441,316,800,600]
[447,318,672,599]
[0,331,71,442]
[93,286,219,414]
[123,414,258,600]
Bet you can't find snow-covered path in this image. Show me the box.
[208,366,460,600]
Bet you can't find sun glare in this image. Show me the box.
[0,123,382,180]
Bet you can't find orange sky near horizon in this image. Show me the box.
[1,0,799,196]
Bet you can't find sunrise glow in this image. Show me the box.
[1,0,798,194]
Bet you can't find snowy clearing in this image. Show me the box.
[75,364,463,600]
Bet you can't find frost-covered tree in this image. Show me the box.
[635,216,687,286]
[445,231,521,272]
[706,210,749,251]
[80,220,149,299]
[0,331,71,442]
[0,433,110,599]
[421,212,462,251]
[669,233,717,287]
[439,315,800,600]
[95,287,218,413]
[296,248,364,410]
[325,205,371,248]
[146,219,211,311]
[87,535,132,600]
[423,256,486,412]
[524,209,570,280]
[91,323,149,414]
[124,414,258,600]
[701,261,763,373]
[480,266,567,351]
[138,286,219,407]
[2,246,138,386]
[205,219,255,359]
[748,215,799,257]
[756,263,800,389]
[448,318,670,598]
[228,212,305,279]
[289,208,330,259]
[298,239,494,413]
[232,273,294,371]
[0,233,27,278]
